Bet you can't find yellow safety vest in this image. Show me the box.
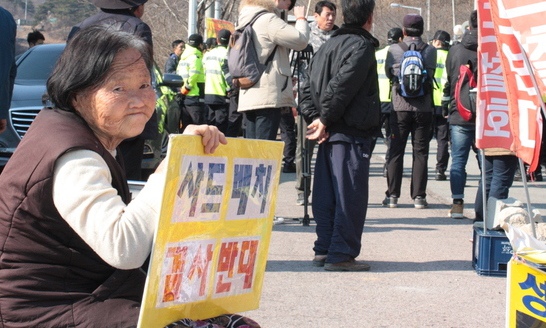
[433,48,449,106]
[204,46,229,97]
[376,47,391,103]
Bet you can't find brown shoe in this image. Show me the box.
[312,255,327,267]
[324,259,370,272]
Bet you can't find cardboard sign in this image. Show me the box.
[507,253,546,327]
[137,135,283,327]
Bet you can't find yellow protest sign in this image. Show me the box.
[138,135,283,327]
[507,253,546,327]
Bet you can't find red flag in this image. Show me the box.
[487,0,544,171]
[476,0,514,152]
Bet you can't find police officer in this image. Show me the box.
[177,34,206,129]
[373,27,402,176]
[203,29,232,133]
[431,30,451,181]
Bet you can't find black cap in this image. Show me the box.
[433,30,451,45]
[91,0,147,9]
[403,14,424,31]
[188,34,203,47]
[217,29,231,45]
[387,27,403,44]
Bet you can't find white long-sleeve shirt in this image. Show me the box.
[52,149,165,270]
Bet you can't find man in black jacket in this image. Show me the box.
[300,0,380,272]
[443,10,478,219]
[68,0,157,181]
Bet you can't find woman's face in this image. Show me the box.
[73,48,156,150]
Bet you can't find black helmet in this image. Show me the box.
[433,30,451,47]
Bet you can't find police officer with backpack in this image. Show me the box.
[383,14,437,209]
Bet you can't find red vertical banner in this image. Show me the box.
[476,0,514,151]
[488,0,544,171]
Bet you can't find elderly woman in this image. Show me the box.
[0,26,258,327]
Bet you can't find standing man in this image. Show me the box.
[204,29,232,133]
[431,30,451,181]
[165,40,185,74]
[0,7,16,135]
[444,10,478,218]
[383,14,437,209]
[177,34,206,128]
[300,0,380,271]
[68,0,157,181]
[27,30,45,48]
[295,0,337,205]
[373,27,403,176]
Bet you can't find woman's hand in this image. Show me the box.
[183,124,228,154]
[306,119,329,144]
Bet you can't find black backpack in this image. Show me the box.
[227,11,277,89]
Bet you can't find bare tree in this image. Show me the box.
[142,0,475,69]
[144,0,240,69]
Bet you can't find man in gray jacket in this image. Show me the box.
[383,14,437,209]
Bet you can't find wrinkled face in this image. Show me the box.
[276,0,291,10]
[314,6,336,31]
[73,48,156,150]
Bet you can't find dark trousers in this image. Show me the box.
[182,98,206,131]
[474,155,518,221]
[312,134,371,264]
[207,103,229,134]
[279,107,296,164]
[370,102,392,156]
[433,109,450,173]
[243,108,281,140]
[386,111,433,199]
[295,130,316,193]
[226,94,243,137]
[119,137,145,181]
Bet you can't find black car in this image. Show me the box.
[0,43,182,178]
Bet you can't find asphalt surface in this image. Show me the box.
[242,137,546,327]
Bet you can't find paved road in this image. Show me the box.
[243,138,546,327]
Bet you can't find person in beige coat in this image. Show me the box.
[236,0,309,140]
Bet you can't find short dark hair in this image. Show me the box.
[171,40,184,49]
[404,26,422,37]
[470,10,478,29]
[387,27,403,44]
[27,30,45,45]
[315,0,336,14]
[47,25,152,112]
[342,0,374,26]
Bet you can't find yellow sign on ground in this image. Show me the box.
[507,253,546,327]
[138,135,283,327]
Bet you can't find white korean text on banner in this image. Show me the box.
[484,0,545,171]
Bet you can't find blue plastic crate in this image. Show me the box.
[472,224,513,276]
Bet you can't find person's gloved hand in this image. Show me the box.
[181,86,191,96]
